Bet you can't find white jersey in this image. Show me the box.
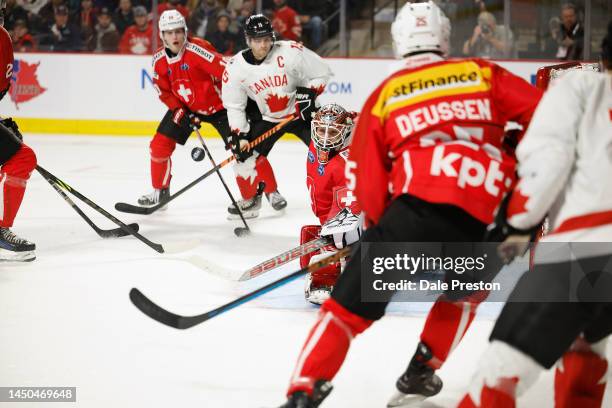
[508,70,612,245]
[222,40,332,133]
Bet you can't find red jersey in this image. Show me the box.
[0,26,14,98]
[307,143,361,224]
[152,37,226,115]
[347,54,542,225]
[119,23,153,55]
[272,6,301,42]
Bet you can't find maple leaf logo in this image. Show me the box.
[10,59,46,109]
[265,93,290,113]
[507,189,529,217]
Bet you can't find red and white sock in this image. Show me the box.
[420,292,487,368]
[554,337,608,408]
[150,133,176,189]
[234,154,278,200]
[0,144,37,228]
[287,299,373,396]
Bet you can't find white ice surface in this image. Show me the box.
[1,135,611,408]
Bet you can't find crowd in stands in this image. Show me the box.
[1,0,593,61]
[2,0,338,54]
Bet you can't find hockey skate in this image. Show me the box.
[387,342,443,407]
[137,188,169,210]
[279,380,333,408]
[0,227,36,262]
[227,194,262,220]
[266,190,287,211]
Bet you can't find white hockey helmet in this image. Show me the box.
[311,104,356,164]
[391,1,451,59]
[158,9,188,46]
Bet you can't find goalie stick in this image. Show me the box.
[129,244,354,329]
[187,236,331,281]
[37,166,164,253]
[38,167,139,239]
[115,115,297,215]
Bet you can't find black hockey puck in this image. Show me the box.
[234,227,250,237]
[191,147,206,162]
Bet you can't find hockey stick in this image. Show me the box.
[192,126,251,237]
[114,115,297,215]
[37,166,164,253]
[189,236,331,281]
[130,244,353,329]
[38,167,140,239]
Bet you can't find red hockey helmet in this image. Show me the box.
[311,104,355,164]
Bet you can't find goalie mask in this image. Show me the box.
[311,104,355,164]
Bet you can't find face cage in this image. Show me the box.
[311,120,348,163]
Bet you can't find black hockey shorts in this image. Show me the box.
[0,120,21,166]
[157,109,231,146]
[491,253,612,368]
[331,194,503,321]
[248,117,310,157]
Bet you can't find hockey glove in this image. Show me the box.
[485,192,541,264]
[229,130,253,162]
[0,118,23,141]
[320,208,363,249]
[295,86,318,122]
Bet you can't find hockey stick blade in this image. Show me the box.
[97,222,140,238]
[114,202,156,215]
[129,245,353,330]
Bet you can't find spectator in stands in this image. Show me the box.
[4,0,28,32]
[205,11,235,55]
[158,0,189,20]
[118,5,151,54]
[463,11,514,59]
[189,0,220,39]
[42,4,82,51]
[113,0,134,34]
[75,0,97,49]
[557,2,583,60]
[271,0,300,42]
[290,0,324,49]
[36,0,67,33]
[11,18,37,51]
[91,6,119,52]
[542,16,562,58]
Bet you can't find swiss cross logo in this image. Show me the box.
[416,17,428,27]
[336,187,358,210]
[175,81,193,103]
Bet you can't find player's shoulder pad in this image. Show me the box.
[186,39,216,63]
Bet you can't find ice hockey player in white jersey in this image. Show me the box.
[459,21,612,408]
[222,14,332,219]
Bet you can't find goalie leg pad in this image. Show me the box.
[459,340,543,408]
[150,133,176,189]
[0,145,37,228]
[554,337,608,408]
[300,225,322,268]
[288,298,373,396]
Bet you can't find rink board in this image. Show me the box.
[0,53,553,135]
